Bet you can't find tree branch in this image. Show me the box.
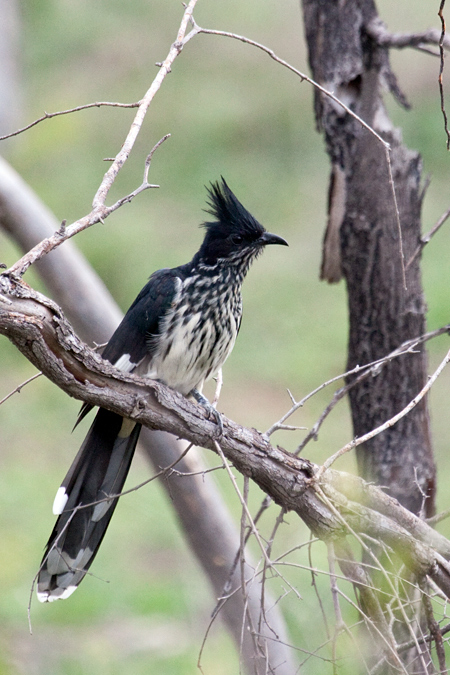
[0,101,140,142]
[366,18,450,54]
[3,0,199,279]
[2,276,450,610]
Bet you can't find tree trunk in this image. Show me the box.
[301,1,437,670]
[301,0,435,518]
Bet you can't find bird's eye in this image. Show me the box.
[232,235,243,245]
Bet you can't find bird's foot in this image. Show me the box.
[190,389,223,438]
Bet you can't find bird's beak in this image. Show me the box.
[260,231,289,247]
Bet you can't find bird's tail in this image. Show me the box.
[37,408,141,602]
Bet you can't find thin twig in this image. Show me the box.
[259,507,286,638]
[427,507,450,527]
[317,346,450,476]
[3,0,199,278]
[327,543,344,675]
[0,101,140,142]
[420,578,448,675]
[212,367,223,407]
[239,475,250,644]
[0,371,42,406]
[406,205,450,269]
[214,441,271,567]
[189,19,390,151]
[267,324,450,444]
[385,149,407,289]
[366,19,450,53]
[438,0,450,149]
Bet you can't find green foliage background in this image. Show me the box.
[0,1,448,673]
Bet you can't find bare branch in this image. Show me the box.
[0,101,140,142]
[317,347,450,477]
[3,0,199,279]
[366,18,450,54]
[189,18,390,151]
[2,278,450,609]
[0,371,42,406]
[407,205,450,269]
[439,0,450,149]
[265,325,450,455]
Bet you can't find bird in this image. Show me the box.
[36,178,288,602]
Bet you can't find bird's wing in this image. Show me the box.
[76,267,186,425]
[102,267,185,367]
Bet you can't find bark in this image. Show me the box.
[301,0,435,518]
[0,158,295,675]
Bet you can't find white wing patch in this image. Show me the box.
[114,353,136,372]
[53,487,69,515]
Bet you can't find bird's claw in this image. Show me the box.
[190,388,223,438]
[210,406,224,439]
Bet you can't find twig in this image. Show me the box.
[406,205,450,269]
[239,474,250,645]
[420,578,447,675]
[308,535,330,641]
[214,441,272,567]
[3,0,199,278]
[427,507,450,527]
[144,134,171,183]
[327,542,344,675]
[0,371,42,406]
[385,151,407,289]
[267,325,450,443]
[438,0,450,149]
[0,101,140,142]
[259,507,286,638]
[212,367,223,407]
[317,346,450,476]
[318,486,420,650]
[188,18,390,151]
[210,495,272,627]
[333,541,406,671]
[167,463,223,478]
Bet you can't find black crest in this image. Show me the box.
[196,178,266,265]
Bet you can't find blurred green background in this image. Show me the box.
[0,0,449,673]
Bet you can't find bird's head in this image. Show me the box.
[195,178,288,267]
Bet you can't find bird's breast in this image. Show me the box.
[147,274,242,394]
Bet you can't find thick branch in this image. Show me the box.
[2,277,450,603]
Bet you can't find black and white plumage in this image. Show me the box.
[37,178,288,602]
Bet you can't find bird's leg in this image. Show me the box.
[190,388,223,437]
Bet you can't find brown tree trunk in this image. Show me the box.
[301,0,435,519]
[301,1,438,671]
